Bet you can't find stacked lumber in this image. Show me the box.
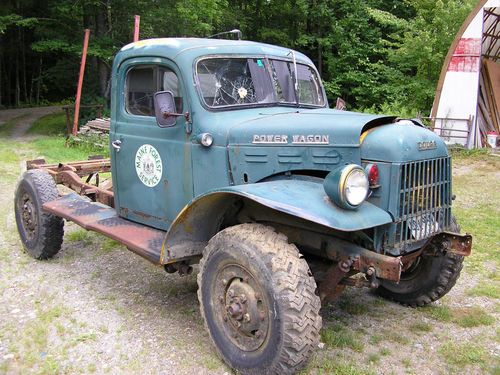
[81,117,110,133]
[477,59,500,147]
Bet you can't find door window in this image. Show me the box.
[126,65,182,116]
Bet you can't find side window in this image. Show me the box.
[126,65,182,117]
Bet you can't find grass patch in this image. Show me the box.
[67,230,94,246]
[419,305,453,322]
[409,321,432,333]
[439,341,488,368]
[366,353,380,364]
[28,112,67,135]
[379,347,390,356]
[368,334,383,345]
[467,282,500,299]
[321,324,364,352]
[382,331,411,345]
[421,305,494,328]
[337,298,369,315]
[31,137,99,163]
[452,307,495,328]
[310,356,375,375]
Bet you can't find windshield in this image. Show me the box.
[196,57,325,108]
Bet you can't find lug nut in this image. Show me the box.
[243,313,251,323]
[240,294,247,303]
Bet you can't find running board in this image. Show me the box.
[43,193,165,264]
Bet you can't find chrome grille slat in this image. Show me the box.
[394,156,452,252]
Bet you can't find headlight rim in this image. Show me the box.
[325,164,369,210]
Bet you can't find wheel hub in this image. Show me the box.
[214,264,269,351]
[20,193,37,240]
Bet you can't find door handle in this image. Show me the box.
[111,139,122,152]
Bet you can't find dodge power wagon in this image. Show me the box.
[14,38,472,374]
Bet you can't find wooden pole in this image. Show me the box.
[134,15,140,42]
[72,29,90,136]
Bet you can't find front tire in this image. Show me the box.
[14,169,64,259]
[197,223,321,375]
[378,218,464,307]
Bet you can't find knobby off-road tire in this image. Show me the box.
[378,218,464,307]
[14,169,64,259]
[197,223,322,375]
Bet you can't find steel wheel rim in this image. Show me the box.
[19,191,38,241]
[212,263,270,352]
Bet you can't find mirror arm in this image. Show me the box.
[162,111,190,122]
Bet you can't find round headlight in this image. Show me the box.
[324,164,369,209]
[344,167,369,206]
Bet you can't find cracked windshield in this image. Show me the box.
[196,57,325,108]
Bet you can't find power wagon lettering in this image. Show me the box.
[252,134,329,144]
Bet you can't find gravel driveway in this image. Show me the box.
[0,108,498,374]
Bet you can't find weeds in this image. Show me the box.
[420,305,494,328]
[321,324,364,352]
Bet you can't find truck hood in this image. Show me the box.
[226,108,395,146]
[223,108,396,184]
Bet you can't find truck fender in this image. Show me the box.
[160,180,392,263]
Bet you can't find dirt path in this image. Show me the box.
[0,115,498,374]
[0,106,62,139]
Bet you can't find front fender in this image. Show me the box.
[160,180,392,263]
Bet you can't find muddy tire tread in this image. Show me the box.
[15,169,64,259]
[379,218,464,307]
[197,223,322,374]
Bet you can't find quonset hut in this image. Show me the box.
[431,0,500,148]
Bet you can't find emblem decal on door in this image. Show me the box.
[135,144,162,187]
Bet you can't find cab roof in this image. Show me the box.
[116,37,313,66]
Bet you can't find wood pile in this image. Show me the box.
[79,117,110,134]
[477,59,500,147]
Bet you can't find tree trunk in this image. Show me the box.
[36,56,42,105]
[96,8,109,97]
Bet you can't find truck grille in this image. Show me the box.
[394,157,452,251]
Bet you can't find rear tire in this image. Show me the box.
[14,169,64,259]
[197,223,321,374]
[378,218,463,307]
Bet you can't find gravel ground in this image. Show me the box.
[0,109,498,374]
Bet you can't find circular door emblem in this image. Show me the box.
[135,144,162,187]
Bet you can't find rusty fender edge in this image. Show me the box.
[160,180,392,263]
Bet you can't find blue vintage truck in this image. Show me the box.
[15,38,472,374]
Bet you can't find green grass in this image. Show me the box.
[321,324,364,352]
[67,229,94,246]
[31,137,100,163]
[452,155,500,276]
[337,298,369,315]
[409,321,432,333]
[467,281,500,299]
[452,307,495,328]
[28,112,67,135]
[439,341,488,368]
[421,305,495,328]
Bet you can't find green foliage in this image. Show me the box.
[0,0,477,115]
[28,112,67,135]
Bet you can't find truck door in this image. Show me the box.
[110,59,193,230]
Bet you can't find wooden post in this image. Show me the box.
[134,15,140,42]
[72,29,90,136]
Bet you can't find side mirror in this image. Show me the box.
[154,91,177,127]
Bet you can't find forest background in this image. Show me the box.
[0,0,477,116]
